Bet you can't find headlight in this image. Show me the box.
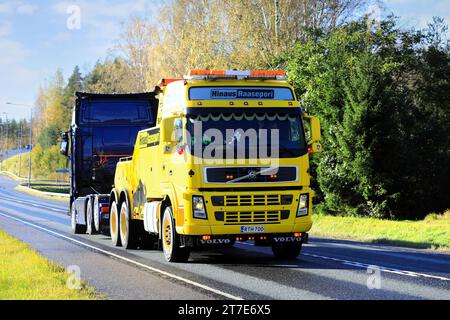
[193,196,208,219]
[297,194,309,217]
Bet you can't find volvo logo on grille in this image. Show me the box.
[248,171,258,180]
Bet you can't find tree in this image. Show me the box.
[62,66,84,128]
[287,17,450,219]
[114,0,370,82]
[117,16,156,91]
[84,58,134,93]
[37,126,60,148]
[224,0,370,67]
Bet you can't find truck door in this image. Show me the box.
[161,117,187,185]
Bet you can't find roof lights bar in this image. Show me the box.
[185,70,287,81]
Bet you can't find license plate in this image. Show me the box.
[241,226,265,233]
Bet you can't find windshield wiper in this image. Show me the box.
[227,167,276,184]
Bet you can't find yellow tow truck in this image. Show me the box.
[110,70,322,262]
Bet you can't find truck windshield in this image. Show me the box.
[187,112,308,159]
[80,100,152,125]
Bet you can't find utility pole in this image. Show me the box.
[18,123,23,177]
[28,110,32,187]
[2,113,8,169]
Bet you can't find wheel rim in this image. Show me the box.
[94,200,100,232]
[71,207,76,231]
[87,205,92,233]
[110,203,117,239]
[120,204,128,241]
[163,211,173,257]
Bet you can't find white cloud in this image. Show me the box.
[52,0,161,37]
[0,21,12,37]
[52,0,157,20]
[0,38,29,65]
[0,1,38,15]
[51,0,162,58]
[0,37,36,118]
[0,2,13,13]
[16,3,38,15]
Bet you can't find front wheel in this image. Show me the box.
[162,206,190,262]
[272,243,302,260]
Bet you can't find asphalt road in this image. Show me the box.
[0,174,449,300]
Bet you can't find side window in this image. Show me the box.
[303,117,311,144]
[289,117,301,142]
[174,118,184,143]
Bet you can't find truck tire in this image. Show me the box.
[110,201,122,247]
[119,201,139,249]
[162,206,190,262]
[86,199,97,235]
[71,204,86,234]
[272,243,302,260]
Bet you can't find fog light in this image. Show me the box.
[297,194,309,217]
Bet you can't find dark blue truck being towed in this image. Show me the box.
[60,92,159,235]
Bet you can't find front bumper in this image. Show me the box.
[176,189,314,236]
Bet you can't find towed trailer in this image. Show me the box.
[60,92,159,235]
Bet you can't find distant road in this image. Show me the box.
[1,148,28,160]
[0,174,449,300]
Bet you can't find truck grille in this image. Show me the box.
[212,194,293,207]
[215,210,290,224]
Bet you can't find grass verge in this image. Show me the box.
[311,211,450,251]
[0,230,99,300]
[30,185,70,194]
[14,185,69,202]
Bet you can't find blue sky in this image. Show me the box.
[0,0,449,120]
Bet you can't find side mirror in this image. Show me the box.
[60,132,69,157]
[304,114,323,154]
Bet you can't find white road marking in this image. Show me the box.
[0,196,66,213]
[303,253,450,282]
[238,242,450,282]
[0,211,243,300]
